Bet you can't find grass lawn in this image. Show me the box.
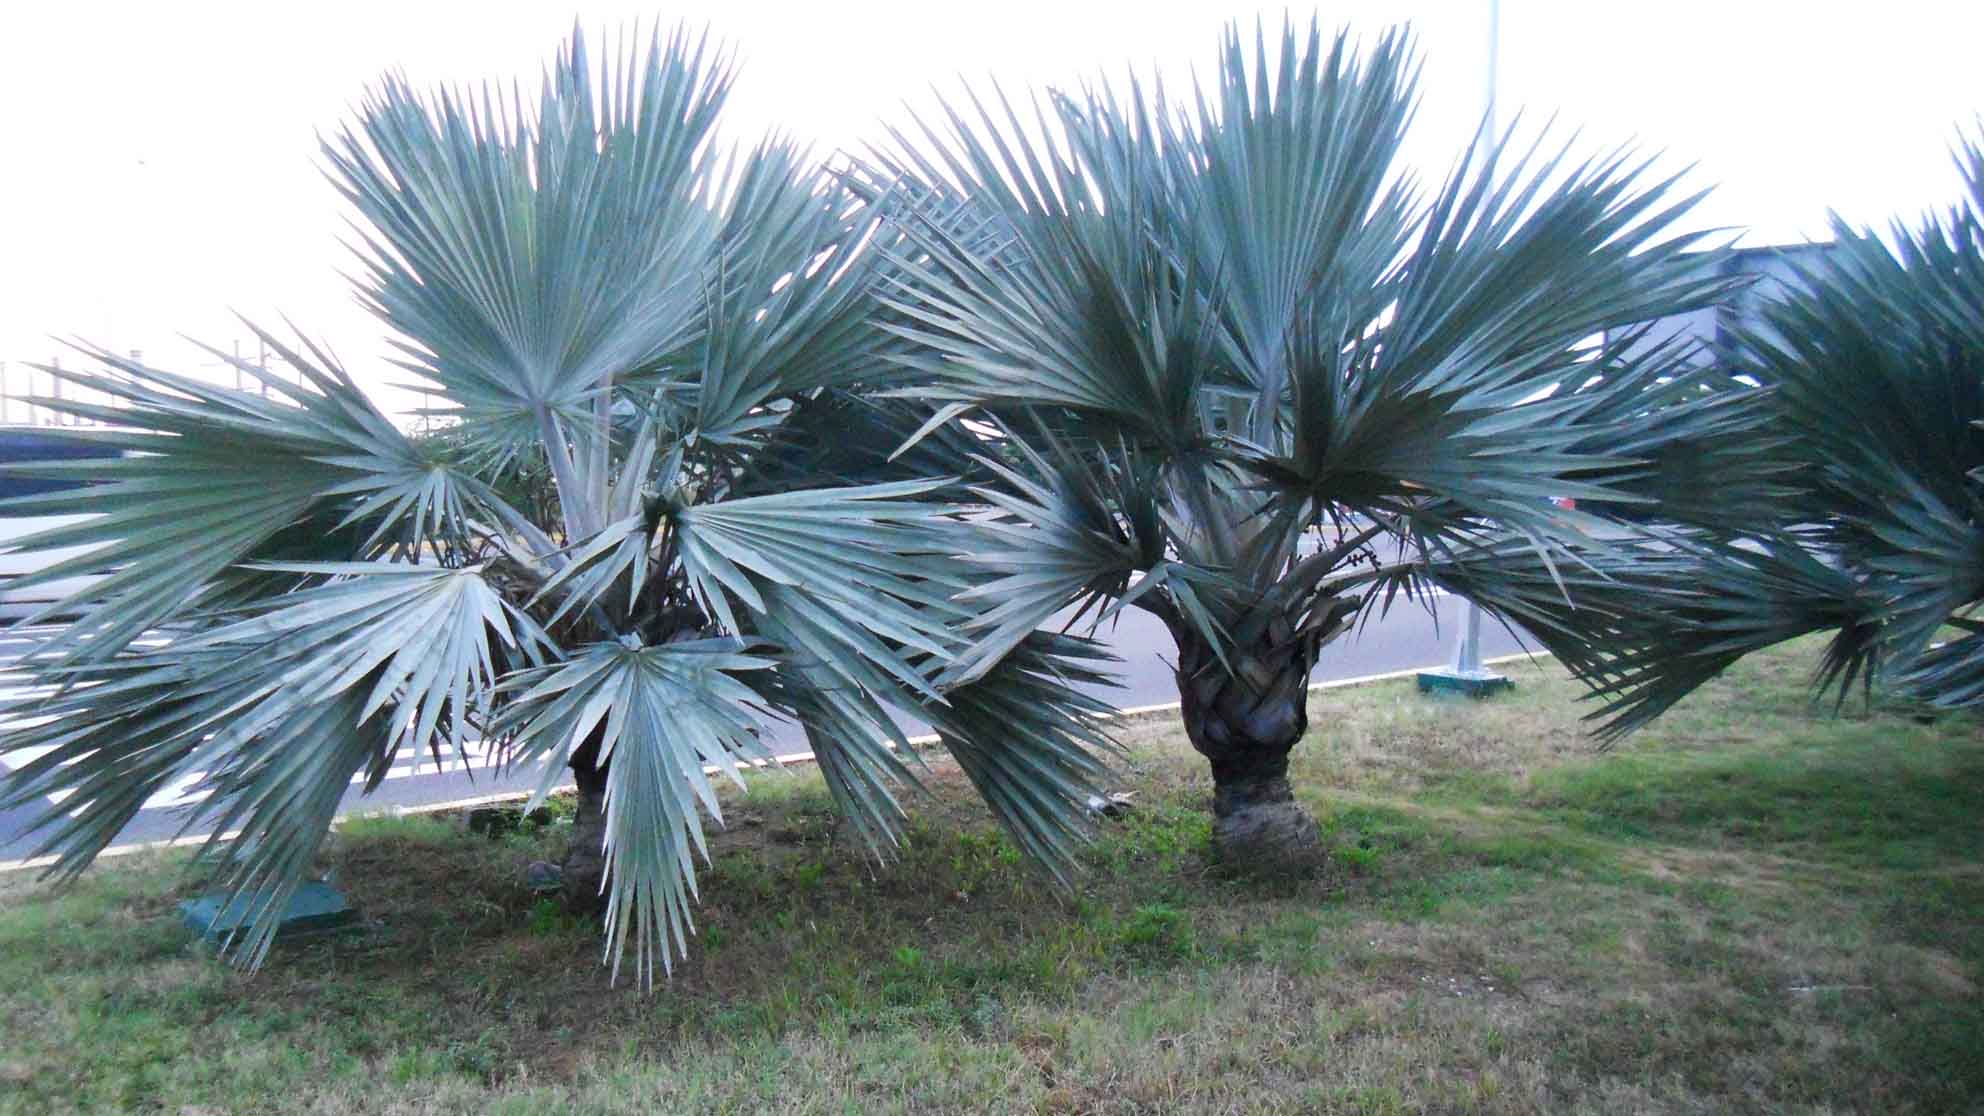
[1,638,1980,1114]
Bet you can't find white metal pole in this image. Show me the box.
[1449,0,1501,678]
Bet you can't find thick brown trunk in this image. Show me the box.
[561,730,610,916]
[1174,623,1325,873]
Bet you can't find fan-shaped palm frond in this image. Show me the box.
[0,331,528,663]
[1397,531,1878,737]
[0,564,546,962]
[490,637,776,982]
[325,26,729,467]
[927,631,1121,882]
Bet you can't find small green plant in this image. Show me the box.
[524,898,581,938]
[1337,838,1384,875]
[1114,903,1195,961]
[791,860,827,891]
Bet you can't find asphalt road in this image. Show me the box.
[0,594,1531,863]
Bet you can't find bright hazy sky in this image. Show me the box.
[4,1,1980,414]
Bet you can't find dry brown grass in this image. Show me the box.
[0,637,1979,1114]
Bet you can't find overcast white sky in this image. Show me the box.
[3,1,1980,414]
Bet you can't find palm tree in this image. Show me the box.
[0,28,1118,983]
[867,21,1801,867]
[1716,136,1984,710]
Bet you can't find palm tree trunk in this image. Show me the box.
[1173,626,1323,871]
[561,729,610,915]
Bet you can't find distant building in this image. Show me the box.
[1604,242,1838,363]
[0,429,120,618]
[0,428,115,500]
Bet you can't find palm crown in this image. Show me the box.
[0,28,1118,983]
[865,22,1794,858]
[1720,136,1984,709]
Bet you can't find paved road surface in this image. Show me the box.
[0,595,1533,862]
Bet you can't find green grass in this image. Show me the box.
[1,638,1979,1113]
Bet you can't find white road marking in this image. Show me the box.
[0,634,526,812]
[322,650,1552,829]
[0,733,517,813]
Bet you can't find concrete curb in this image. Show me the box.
[0,650,1547,874]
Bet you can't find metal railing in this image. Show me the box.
[0,342,432,431]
